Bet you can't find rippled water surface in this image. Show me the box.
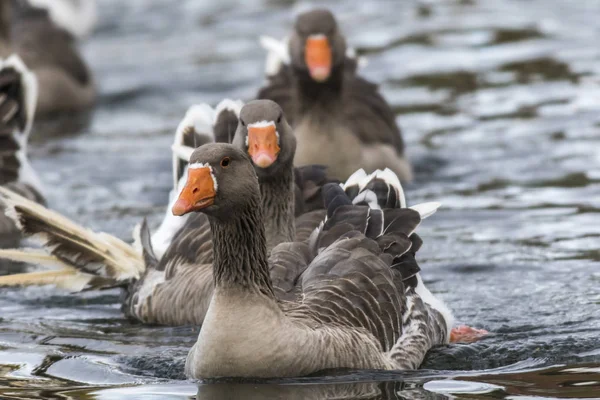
[1,0,600,398]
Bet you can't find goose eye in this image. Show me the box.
[277,115,282,123]
[240,120,246,127]
[220,157,231,168]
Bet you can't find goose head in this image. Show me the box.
[232,100,295,179]
[289,9,346,82]
[171,143,259,220]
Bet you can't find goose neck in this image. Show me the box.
[259,165,296,251]
[208,200,275,298]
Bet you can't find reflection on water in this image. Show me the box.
[1,0,600,398]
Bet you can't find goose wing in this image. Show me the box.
[278,181,450,369]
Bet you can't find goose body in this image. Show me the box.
[0,1,95,117]
[177,143,448,378]
[257,9,411,181]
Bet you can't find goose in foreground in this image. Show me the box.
[0,0,95,117]
[176,143,442,378]
[257,9,411,181]
[0,54,44,247]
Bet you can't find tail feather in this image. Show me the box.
[0,186,143,281]
[0,248,70,268]
[342,168,406,209]
[0,267,116,291]
[0,269,92,291]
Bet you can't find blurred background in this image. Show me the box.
[2,0,600,398]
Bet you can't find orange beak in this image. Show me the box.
[247,124,280,168]
[305,35,332,82]
[172,166,216,216]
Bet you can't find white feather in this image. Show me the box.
[151,170,190,259]
[0,55,43,195]
[171,144,194,163]
[352,190,380,210]
[214,99,244,117]
[410,202,441,219]
[375,168,406,208]
[341,168,367,190]
[247,120,276,128]
[414,274,455,341]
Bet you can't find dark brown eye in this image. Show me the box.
[221,157,231,167]
[240,119,246,127]
[277,114,282,123]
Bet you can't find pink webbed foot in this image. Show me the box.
[450,325,489,343]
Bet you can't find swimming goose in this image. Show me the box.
[0,54,43,247]
[174,143,440,378]
[257,9,411,181]
[0,0,95,117]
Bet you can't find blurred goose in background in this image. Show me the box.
[176,143,442,378]
[0,0,96,117]
[257,9,411,181]
[0,55,44,248]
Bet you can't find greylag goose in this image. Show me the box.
[0,0,95,116]
[174,143,443,378]
[257,9,411,181]
[0,55,44,247]
[0,109,485,344]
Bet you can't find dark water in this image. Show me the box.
[1,0,600,398]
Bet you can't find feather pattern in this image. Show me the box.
[186,155,452,378]
[0,55,44,244]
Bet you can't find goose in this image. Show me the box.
[0,0,95,117]
[0,54,44,247]
[0,100,341,325]
[0,102,486,345]
[171,143,443,378]
[257,9,411,182]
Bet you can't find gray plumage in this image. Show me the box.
[0,0,95,116]
[184,144,451,378]
[257,9,411,181]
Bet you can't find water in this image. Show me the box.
[1,0,600,398]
